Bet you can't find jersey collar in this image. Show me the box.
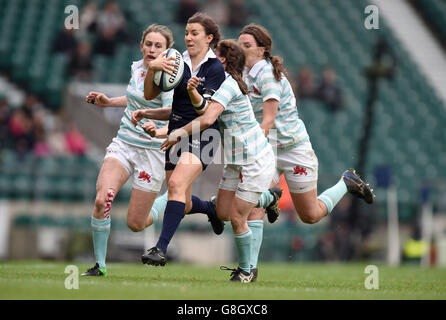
[132,59,147,72]
[183,48,216,76]
[248,59,268,78]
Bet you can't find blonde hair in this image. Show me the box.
[141,24,174,48]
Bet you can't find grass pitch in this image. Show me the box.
[0,260,445,300]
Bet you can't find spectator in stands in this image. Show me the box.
[65,122,87,155]
[294,66,315,100]
[176,0,200,25]
[68,40,93,81]
[228,0,249,28]
[315,66,343,112]
[203,0,229,27]
[47,124,67,156]
[94,0,127,56]
[20,93,42,123]
[9,93,47,155]
[33,122,51,157]
[8,108,35,155]
[52,27,78,57]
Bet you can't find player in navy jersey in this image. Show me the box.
[161,40,276,282]
[135,12,226,266]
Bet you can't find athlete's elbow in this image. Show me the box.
[144,92,154,101]
[202,116,216,128]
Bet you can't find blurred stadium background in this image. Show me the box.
[0,0,445,269]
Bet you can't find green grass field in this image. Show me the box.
[0,260,445,300]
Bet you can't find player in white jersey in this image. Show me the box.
[238,24,375,281]
[80,25,178,277]
[159,39,275,282]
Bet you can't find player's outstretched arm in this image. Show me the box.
[141,122,169,138]
[131,107,172,126]
[160,101,223,151]
[86,92,127,108]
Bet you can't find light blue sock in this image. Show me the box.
[317,179,348,214]
[255,190,274,208]
[234,229,253,273]
[248,220,263,269]
[150,191,168,223]
[91,217,111,270]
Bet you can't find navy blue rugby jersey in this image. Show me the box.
[168,49,225,133]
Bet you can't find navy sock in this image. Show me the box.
[156,200,185,253]
[187,195,211,215]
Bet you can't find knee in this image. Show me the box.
[247,207,264,220]
[298,211,320,224]
[230,211,245,229]
[167,177,184,197]
[127,218,145,232]
[94,188,116,219]
[93,195,108,219]
[94,195,106,211]
[217,210,230,222]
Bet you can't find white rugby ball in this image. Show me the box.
[153,48,184,91]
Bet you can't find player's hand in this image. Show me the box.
[148,52,178,75]
[141,121,158,137]
[187,76,200,91]
[160,131,181,151]
[86,92,110,107]
[131,110,146,126]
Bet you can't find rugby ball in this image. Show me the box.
[153,48,184,91]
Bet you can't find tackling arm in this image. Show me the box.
[260,98,279,136]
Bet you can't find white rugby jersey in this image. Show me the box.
[243,59,309,150]
[211,73,271,165]
[117,59,173,149]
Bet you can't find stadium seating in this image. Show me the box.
[0,149,99,201]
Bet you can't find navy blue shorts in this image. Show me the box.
[165,127,221,171]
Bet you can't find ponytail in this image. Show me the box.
[226,65,249,95]
[269,55,287,82]
[216,40,249,95]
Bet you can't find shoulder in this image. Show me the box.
[258,62,275,78]
[223,75,239,90]
[131,59,144,72]
[216,75,242,99]
[206,58,225,74]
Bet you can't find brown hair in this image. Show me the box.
[216,40,248,95]
[239,23,287,81]
[141,24,174,48]
[187,12,221,49]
